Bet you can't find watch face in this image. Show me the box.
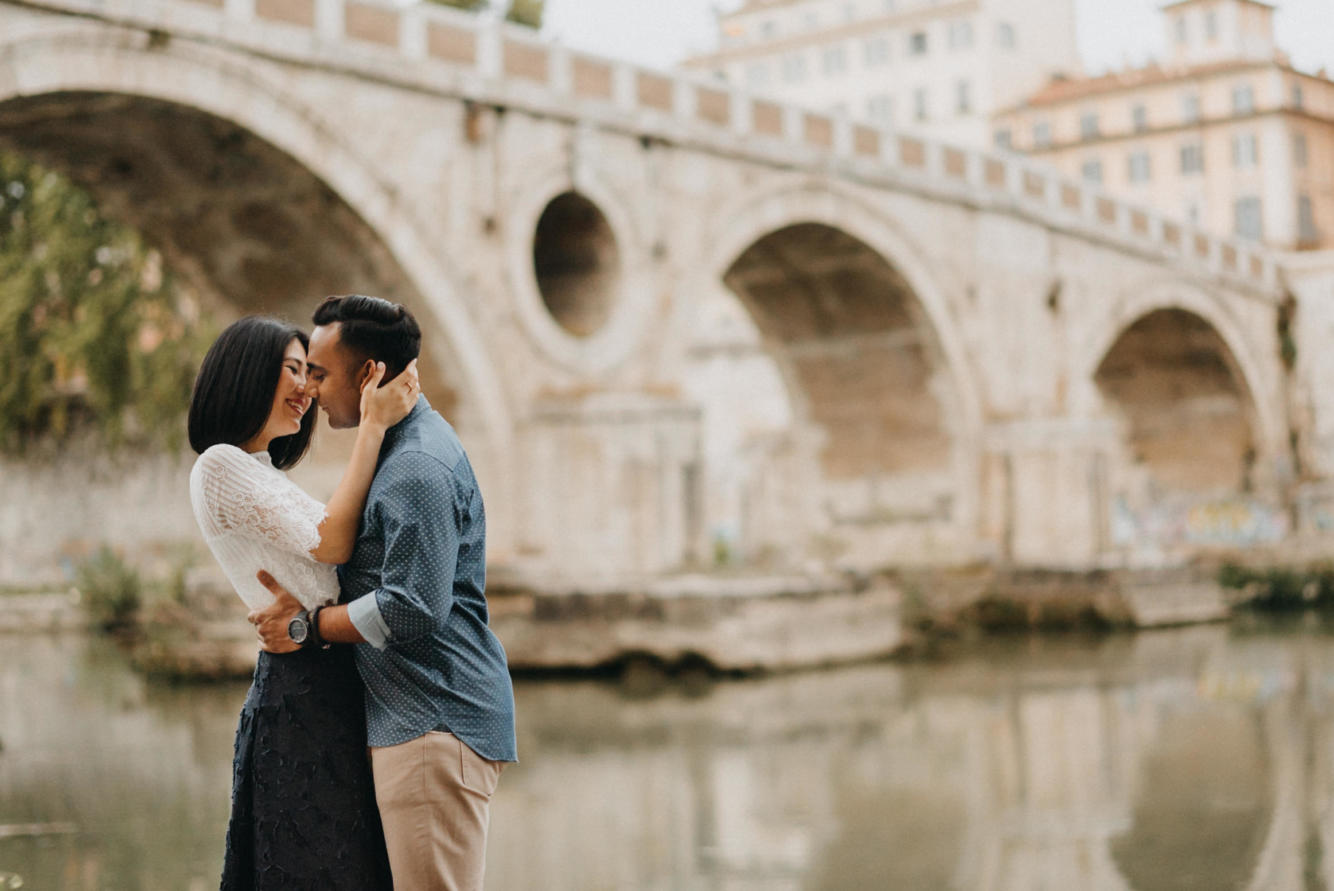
[287,615,308,644]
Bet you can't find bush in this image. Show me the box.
[77,546,142,631]
[1218,562,1334,611]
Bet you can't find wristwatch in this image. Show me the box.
[287,610,312,647]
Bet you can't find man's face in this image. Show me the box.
[305,323,368,430]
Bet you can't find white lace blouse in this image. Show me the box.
[189,443,340,612]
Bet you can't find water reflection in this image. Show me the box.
[4,620,1334,889]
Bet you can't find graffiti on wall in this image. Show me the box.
[1112,496,1289,548]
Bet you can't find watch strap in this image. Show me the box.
[309,605,328,649]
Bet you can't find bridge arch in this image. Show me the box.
[688,179,985,555]
[1077,279,1284,471]
[0,23,516,471]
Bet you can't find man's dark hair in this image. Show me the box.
[312,294,421,380]
[188,316,316,470]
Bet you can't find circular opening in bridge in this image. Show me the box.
[532,191,621,338]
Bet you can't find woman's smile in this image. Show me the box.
[285,395,310,418]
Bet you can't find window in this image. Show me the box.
[1292,83,1305,109]
[956,80,972,115]
[1187,203,1201,225]
[1299,194,1318,244]
[864,37,890,66]
[1033,120,1051,148]
[746,62,771,88]
[1080,112,1100,139]
[1081,159,1103,184]
[1295,132,1309,167]
[994,128,1012,149]
[781,54,807,83]
[805,12,818,28]
[1180,142,1204,174]
[914,87,928,121]
[1234,196,1263,240]
[843,2,857,22]
[1233,84,1255,114]
[883,0,896,11]
[867,94,894,124]
[822,45,848,75]
[1132,104,1148,132]
[1205,11,1219,40]
[760,20,778,38]
[1232,132,1258,167]
[1175,17,1188,45]
[1182,93,1201,123]
[909,31,928,56]
[997,22,1016,49]
[948,20,974,49]
[1128,151,1152,183]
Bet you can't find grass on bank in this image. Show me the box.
[1218,562,1334,611]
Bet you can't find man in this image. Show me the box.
[250,294,517,891]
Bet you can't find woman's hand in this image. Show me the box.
[359,359,420,431]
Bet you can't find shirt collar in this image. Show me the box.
[384,395,430,445]
[249,449,274,467]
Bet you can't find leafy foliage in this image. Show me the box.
[77,545,142,631]
[427,0,488,10]
[0,151,215,456]
[425,0,544,29]
[505,0,543,29]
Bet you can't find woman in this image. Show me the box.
[186,316,419,890]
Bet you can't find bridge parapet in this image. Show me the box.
[14,0,1281,293]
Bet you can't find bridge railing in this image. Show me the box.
[23,0,1281,290]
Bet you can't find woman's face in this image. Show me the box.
[262,338,312,440]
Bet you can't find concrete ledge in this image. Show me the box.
[0,591,83,633]
[489,573,905,673]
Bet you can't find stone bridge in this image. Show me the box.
[1,0,1322,584]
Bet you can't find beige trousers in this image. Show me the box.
[370,731,506,891]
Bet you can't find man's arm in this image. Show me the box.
[249,453,460,652]
[248,570,365,651]
[343,454,460,649]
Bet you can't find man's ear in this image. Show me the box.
[355,358,376,388]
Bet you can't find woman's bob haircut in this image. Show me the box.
[188,316,316,470]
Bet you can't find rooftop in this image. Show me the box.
[1160,0,1275,10]
[997,54,1324,113]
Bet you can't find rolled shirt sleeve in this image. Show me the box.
[350,452,460,649]
[347,591,392,649]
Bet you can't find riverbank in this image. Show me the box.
[3,558,1261,681]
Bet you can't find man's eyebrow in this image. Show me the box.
[305,361,327,373]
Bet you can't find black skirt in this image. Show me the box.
[220,645,393,891]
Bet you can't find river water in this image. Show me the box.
[3,617,1334,890]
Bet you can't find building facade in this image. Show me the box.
[993,0,1334,250]
[687,0,1080,147]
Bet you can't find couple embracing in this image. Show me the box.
[186,295,516,890]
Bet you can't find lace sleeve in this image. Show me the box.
[191,444,327,556]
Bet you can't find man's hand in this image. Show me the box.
[247,570,303,654]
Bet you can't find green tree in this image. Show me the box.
[424,0,544,29]
[427,0,488,10]
[0,151,215,456]
[504,0,543,29]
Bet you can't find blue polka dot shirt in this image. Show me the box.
[343,397,517,761]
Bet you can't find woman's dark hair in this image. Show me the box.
[312,294,421,380]
[188,316,316,470]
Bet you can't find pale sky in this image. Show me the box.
[540,0,1334,76]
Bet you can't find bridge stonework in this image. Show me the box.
[0,0,1326,584]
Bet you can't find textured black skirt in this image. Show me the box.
[220,645,392,891]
